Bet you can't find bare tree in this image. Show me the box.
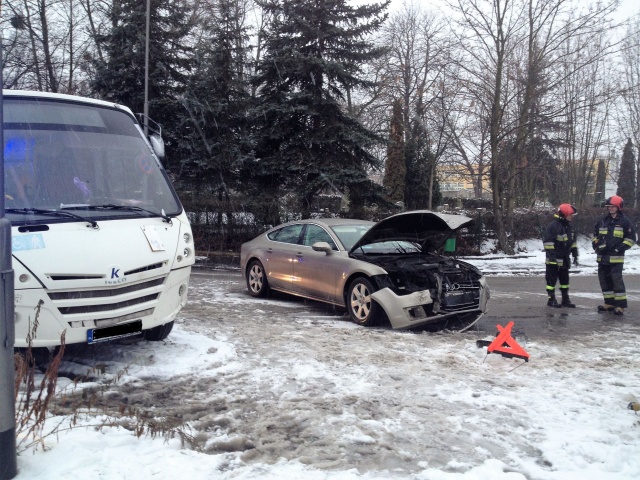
[80,0,110,64]
[451,0,526,253]
[553,25,616,206]
[517,0,620,207]
[442,80,492,199]
[451,0,620,253]
[376,3,451,209]
[618,15,640,207]
[3,0,107,92]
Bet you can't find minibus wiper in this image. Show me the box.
[77,204,173,224]
[6,208,98,229]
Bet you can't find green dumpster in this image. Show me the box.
[444,237,456,252]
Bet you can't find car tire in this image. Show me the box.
[347,277,382,326]
[143,320,174,341]
[247,260,269,297]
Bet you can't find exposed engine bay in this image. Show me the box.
[357,254,484,313]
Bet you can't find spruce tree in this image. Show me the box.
[176,0,253,206]
[405,119,441,210]
[617,138,636,207]
[91,0,192,169]
[383,99,406,205]
[251,0,389,220]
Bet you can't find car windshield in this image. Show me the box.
[3,97,181,225]
[353,240,422,254]
[331,224,371,250]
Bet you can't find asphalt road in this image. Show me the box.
[191,269,640,342]
[475,274,640,340]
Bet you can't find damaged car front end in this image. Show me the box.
[349,211,490,331]
[361,257,489,330]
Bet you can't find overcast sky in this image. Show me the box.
[617,0,640,19]
[387,0,640,22]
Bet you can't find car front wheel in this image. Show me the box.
[347,277,382,326]
[247,260,269,297]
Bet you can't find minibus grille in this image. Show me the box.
[57,294,159,314]
[46,276,166,320]
[48,278,165,300]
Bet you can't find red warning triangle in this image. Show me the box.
[486,321,529,361]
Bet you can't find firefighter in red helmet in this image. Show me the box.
[543,204,579,307]
[592,195,637,315]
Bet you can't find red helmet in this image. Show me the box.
[605,195,623,210]
[557,203,577,218]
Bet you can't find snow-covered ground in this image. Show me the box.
[473,235,640,277]
[11,237,640,480]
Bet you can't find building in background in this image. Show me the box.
[437,163,491,200]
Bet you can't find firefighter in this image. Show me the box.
[544,203,579,308]
[592,195,637,315]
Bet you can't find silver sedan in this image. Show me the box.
[240,211,490,331]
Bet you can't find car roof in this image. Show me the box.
[271,218,374,229]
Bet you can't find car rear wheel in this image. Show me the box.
[347,277,382,326]
[247,260,269,297]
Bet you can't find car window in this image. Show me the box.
[356,240,421,254]
[303,224,338,250]
[331,225,371,250]
[267,224,303,244]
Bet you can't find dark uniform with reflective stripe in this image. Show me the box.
[592,212,637,308]
[544,213,578,302]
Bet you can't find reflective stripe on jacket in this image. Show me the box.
[544,215,577,266]
[592,212,637,265]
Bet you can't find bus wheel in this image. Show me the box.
[143,321,174,341]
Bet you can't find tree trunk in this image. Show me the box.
[23,0,44,90]
[68,0,74,93]
[39,0,58,92]
[489,8,513,255]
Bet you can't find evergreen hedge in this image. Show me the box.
[189,205,640,257]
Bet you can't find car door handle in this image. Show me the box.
[296,252,303,257]
[267,248,273,253]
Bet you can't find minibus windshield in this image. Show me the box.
[3,97,181,223]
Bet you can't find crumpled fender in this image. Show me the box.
[371,279,490,330]
[371,288,433,329]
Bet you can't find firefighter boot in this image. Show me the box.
[547,292,561,308]
[614,307,624,316]
[597,304,615,312]
[560,290,575,308]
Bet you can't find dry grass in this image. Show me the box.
[13,300,65,452]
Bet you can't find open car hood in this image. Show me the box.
[349,210,474,253]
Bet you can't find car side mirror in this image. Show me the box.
[312,241,333,254]
[149,134,165,159]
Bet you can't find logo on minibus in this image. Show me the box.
[106,266,127,285]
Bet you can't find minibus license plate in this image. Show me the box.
[87,320,143,344]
